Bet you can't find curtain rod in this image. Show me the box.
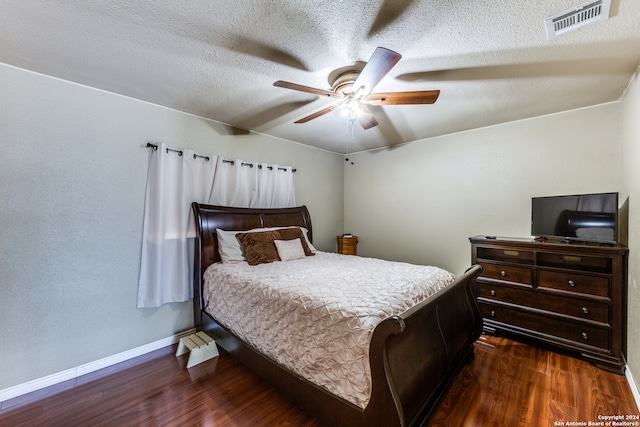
[146,143,296,172]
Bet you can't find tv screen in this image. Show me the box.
[531,192,618,243]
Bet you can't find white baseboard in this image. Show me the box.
[0,328,196,404]
[626,364,640,411]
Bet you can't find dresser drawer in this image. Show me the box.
[537,252,612,274]
[479,263,533,286]
[477,283,609,324]
[476,247,534,264]
[538,270,610,298]
[477,282,532,305]
[479,302,610,351]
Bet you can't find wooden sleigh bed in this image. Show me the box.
[192,203,483,427]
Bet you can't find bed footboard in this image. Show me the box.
[364,264,483,427]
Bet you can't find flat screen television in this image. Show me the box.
[531,192,618,244]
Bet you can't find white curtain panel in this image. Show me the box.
[137,143,217,308]
[210,159,295,208]
[257,163,296,208]
[209,159,259,207]
[137,144,296,308]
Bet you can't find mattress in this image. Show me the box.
[203,251,455,408]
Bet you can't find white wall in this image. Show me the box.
[0,63,344,390]
[344,104,621,276]
[621,67,640,387]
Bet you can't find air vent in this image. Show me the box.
[545,0,611,39]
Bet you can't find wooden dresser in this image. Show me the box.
[337,235,358,255]
[470,236,628,374]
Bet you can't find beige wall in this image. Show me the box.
[621,67,640,386]
[345,95,640,388]
[2,57,638,396]
[344,104,621,275]
[0,63,344,390]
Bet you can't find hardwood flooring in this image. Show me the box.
[431,334,638,426]
[1,334,637,426]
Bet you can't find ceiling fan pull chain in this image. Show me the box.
[344,113,355,165]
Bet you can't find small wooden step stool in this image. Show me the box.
[175,331,219,368]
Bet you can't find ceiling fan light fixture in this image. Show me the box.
[346,98,361,112]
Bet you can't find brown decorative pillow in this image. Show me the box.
[236,227,315,265]
[236,230,281,265]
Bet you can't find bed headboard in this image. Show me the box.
[192,202,313,270]
[191,202,313,325]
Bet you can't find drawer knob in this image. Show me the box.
[582,307,589,314]
[490,289,496,296]
[500,270,506,277]
[582,332,589,340]
[490,310,496,317]
[568,280,576,287]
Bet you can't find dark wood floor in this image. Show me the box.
[1,334,637,426]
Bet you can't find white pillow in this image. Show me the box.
[216,227,262,262]
[274,238,306,261]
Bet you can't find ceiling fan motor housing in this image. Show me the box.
[332,71,361,95]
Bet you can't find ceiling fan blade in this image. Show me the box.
[357,104,379,130]
[294,103,344,123]
[366,90,440,105]
[274,80,343,100]
[352,47,402,95]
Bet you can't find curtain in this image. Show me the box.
[209,159,259,207]
[210,159,296,208]
[137,143,217,308]
[258,163,296,208]
[137,144,296,308]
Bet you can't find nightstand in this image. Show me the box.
[337,235,358,255]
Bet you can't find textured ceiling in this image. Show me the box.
[2,0,640,153]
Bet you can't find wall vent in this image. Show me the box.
[545,0,611,39]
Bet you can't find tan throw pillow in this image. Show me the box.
[274,238,306,261]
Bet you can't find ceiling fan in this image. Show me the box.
[273,47,440,130]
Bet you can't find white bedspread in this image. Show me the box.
[203,251,455,408]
